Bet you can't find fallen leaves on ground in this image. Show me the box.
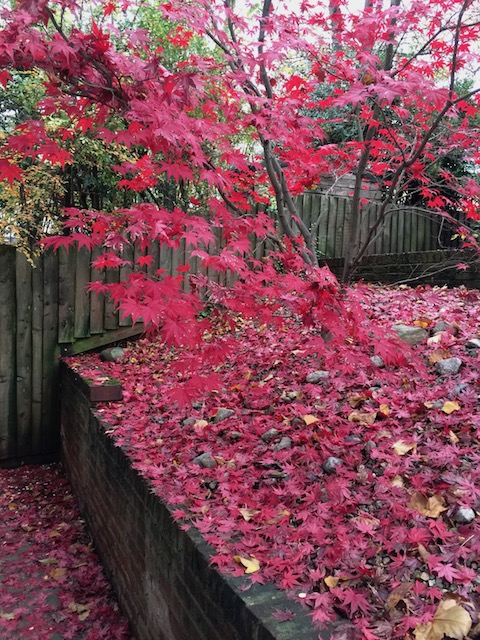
[0,464,133,640]
[69,285,480,639]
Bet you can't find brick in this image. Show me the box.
[61,363,329,640]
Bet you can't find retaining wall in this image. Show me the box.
[60,362,323,640]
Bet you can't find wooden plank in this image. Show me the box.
[118,244,134,327]
[42,249,60,454]
[104,267,120,331]
[90,246,105,334]
[61,323,145,356]
[74,246,91,339]
[397,208,405,254]
[324,196,336,258]
[333,198,345,258]
[0,246,17,460]
[342,197,352,258]
[31,253,44,455]
[404,208,412,253]
[15,252,33,457]
[58,247,76,343]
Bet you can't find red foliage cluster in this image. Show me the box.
[70,285,480,639]
[0,464,133,640]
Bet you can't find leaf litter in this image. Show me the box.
[0,464,133,640]
[69,285,480,639]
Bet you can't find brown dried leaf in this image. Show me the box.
[386,582,413,612]
[348,411,377,425]
[349,393,367,408]
[303,414,319,425]
[408,493,447,518]
[428,349,450,365]
[49,567,67,580]
[239,508,261,522]
[392,440,417,456]
[413,598,472,640]
[391,475,405,488]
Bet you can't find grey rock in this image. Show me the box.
[100,347,125,362]
[193,452,217,468]
[435,357,462,376]
[261,428,280,443]
[370,355,385,368]
[393,324,428,345]
[455,506,475,525]
[275,437,293,451]
[466,338,480,349]
[192,401,203,410]
[345,435,361,444]
[365,440,377,454]
[182,417,196,426]
[466,348,479,358]
[322,456,343,474]
[431,321,451,334]
[450,383,470,397]
[305,370,329,383]
[213,408,235,423]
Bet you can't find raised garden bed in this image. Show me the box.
[60,361,321,640]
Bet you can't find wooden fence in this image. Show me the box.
[0,194,458,461]
[297,193,455,258]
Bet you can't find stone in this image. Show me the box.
[466,338,480,349]
[182,417,196,426]
[261,428,280,443]
[392,324,428,345]
[275,437,292,451]
[193,452,217,468]
[370,355,385,368]
[455,506,475,525]
[305,370,329,383]
[322,456,343,474]
[435,357,462,376]
[213,408,235,423]
[431,321,451,334]
[100,347,125,363]
[450,383,470,398]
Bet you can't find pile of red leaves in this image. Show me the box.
[0,464,133,640]
[68,285,480,639]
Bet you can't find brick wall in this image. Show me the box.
[328,250,480,287]
[60,362,324,640]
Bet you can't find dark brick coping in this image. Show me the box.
[60,361,328,640]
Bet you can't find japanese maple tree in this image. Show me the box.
[0,0,479,349]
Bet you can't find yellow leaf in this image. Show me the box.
[442,401,460,415]
[379,403,390,416]
[233,555,260,574]
[49,567,67,580]
[391,475,405,488]
[414,317,431,329]
[348,411,377,425]
[194,419,208,429]
[324,576,340,588]
[413,598,472,640]
[449,431,459,444]
[303,414,319,425]
[392,440,417,456]
[0,611,15,620]
[408,492,447,518]
[239,508,261,522]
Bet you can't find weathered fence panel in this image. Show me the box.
[0,245,144,462]
[0,194,465,461]
[295,193,456,258]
